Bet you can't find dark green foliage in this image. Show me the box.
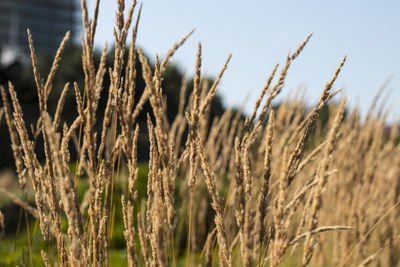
[0,44,229,166]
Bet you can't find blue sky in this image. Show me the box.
[86,0,400,122]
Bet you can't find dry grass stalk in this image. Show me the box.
[253,33,313,131]
[188,43,202,192]
[199,53,232,115]
[197,138,232,266]
[43,113,87,265]
[2,1,400,266]
[121,124,139,267]
[0,188,38,218]
[302,96,347,266]
[41,250,51,267]
[8,82,50,241]
[202,228,217,267]
[160,28,195,74]
[245,64,279,131]
[121,195,137,267]
[1,86,26,190]
[44,31,70,100]
[290,226,354,246]
[137,201,151,267]
[185,43,203,264]
[53,83,70,131]
[255,110,275,251]
[0,209,5,233]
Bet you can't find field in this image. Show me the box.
[0,0,400,266]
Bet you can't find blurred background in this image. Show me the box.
[0,0,399,163]
[1,0,400,121]
[85,0,400,122]
[0,0,78,167]
[0,0,399,166]
[0,0,230,165]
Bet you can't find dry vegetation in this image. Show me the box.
[1,0,400,266]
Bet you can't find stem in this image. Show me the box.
[172,230,176,267]
[74,86,86,188]
[186,193,193,267]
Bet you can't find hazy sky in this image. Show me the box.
[86,0,400,122]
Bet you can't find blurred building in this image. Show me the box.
[0,0,77,67]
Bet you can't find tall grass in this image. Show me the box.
[1,0,400,266]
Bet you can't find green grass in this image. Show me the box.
[0,162,150,266]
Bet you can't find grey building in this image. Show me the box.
[0,0,77,67]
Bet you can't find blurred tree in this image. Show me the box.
[0,44,231,166]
